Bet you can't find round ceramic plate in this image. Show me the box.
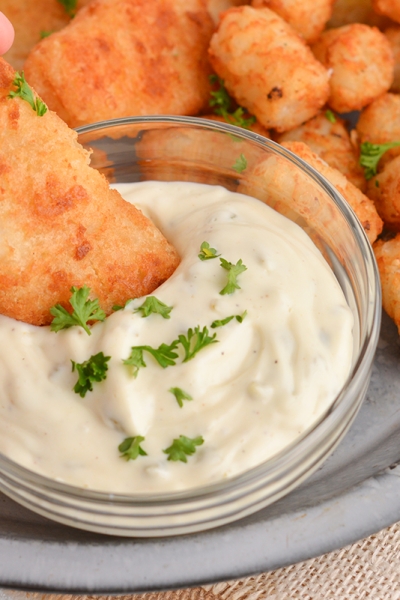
[0,312,399,594]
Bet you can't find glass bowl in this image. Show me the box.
[0,116,381,537]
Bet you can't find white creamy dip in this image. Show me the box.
[0,181,354,494]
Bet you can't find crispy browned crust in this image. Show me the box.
[23,0,214,128]
[374,234,400,334]
[0,57,180,326]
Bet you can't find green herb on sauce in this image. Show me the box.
[50,286,106,335]
[211,311,247,328]
[163,435,204,462]
[71,352,110,397]
[177,326,218,362]
[198,241,220,261]
[219,258,247,295]
[134,296,173,319]
[169,387,193,408]
[118,436,147,460]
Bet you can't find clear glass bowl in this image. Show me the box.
[0,116,381,537]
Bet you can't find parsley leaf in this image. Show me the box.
[219,258,247,295]
[134,296,173,319]
[50,286,106,335]
[123,341,180,376]
[71,352,110,397]
[57,0,77,17]
[325,109,336,123]
[163,435,204,462]
[359,141,400,179]
[169,387,193,408]
[209,75,255,129]
[232,154,248,173]
[211,311,247,328]
[118,436,147,460]
[40,30,53,39]
[112,299,134,311]
[198,241,221,261]
[8,72,47,116]
[178,326,218,362]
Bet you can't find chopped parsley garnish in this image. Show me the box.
[163,435,204,462]
[123,341,180,376]
[211,311,247,328]
[359,141,400,179]
[198,241,220,261]
[232,154,248,173]
[112,299,134,311]
[50,285,106,335]
[134,296,173,319]
[169,387,193,408]
[71,352,110,397]
[209,75,256,129]
[57,0,77,17]
[118,436,147,460]
[325,109,336,123]
[40,30,53,39]
[8,72,47,116]
[219,258,247,295]
[178,326,218,362]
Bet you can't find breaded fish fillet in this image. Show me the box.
[0,57,180,326]
[0,0,91,70]
[24,0,214,128]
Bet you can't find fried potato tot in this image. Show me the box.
[357,92,400,167]
[372,0,400,24]
[281,141,383,243]
[327,0,393,29]
[208,6,330,132]
[374,235,400,334]
[366,156,400,230]
[0,58,180,326]
[384,27,400,92]
[250,0,335,44]
[311,24,394,113]
[275,111,366,191]
[24,0,214,128]
[0,0,91,70]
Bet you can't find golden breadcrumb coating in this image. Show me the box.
[366,156,400,230]
[311,24,394,113]
[208,5,330,132]
[0,57,180,326]
[281,141,383,243]
[250,0,335,44]
[0,0,91,70]
[24,0,214,128]
[374,234,400,334]
[276,111,366,191]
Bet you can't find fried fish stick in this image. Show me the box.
[0,58,180,326]
[0,0,91,70]
[281,141,383,243]
[24,0,214,128]
[275,111,366,191]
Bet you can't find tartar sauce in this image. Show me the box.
[0,181,354,493]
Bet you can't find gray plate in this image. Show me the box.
[0,312,399,594]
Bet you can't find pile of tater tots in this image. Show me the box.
[2,0,400,332]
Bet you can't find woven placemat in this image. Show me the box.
[2,520,400,600]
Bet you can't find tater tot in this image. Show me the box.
[281,141,383,243]
[384,26,400,92]
[366,156,400,230]
[372,0,400,24]
[24,0,214,128]
[275,111,366,191]
[357,92,400,167]
[327,0,393,29]
[374,235,400,334]
[250,0,335,44]
[311,24,394,113]
[208,6,330,132]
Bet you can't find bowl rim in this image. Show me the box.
[0,115,382,510]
